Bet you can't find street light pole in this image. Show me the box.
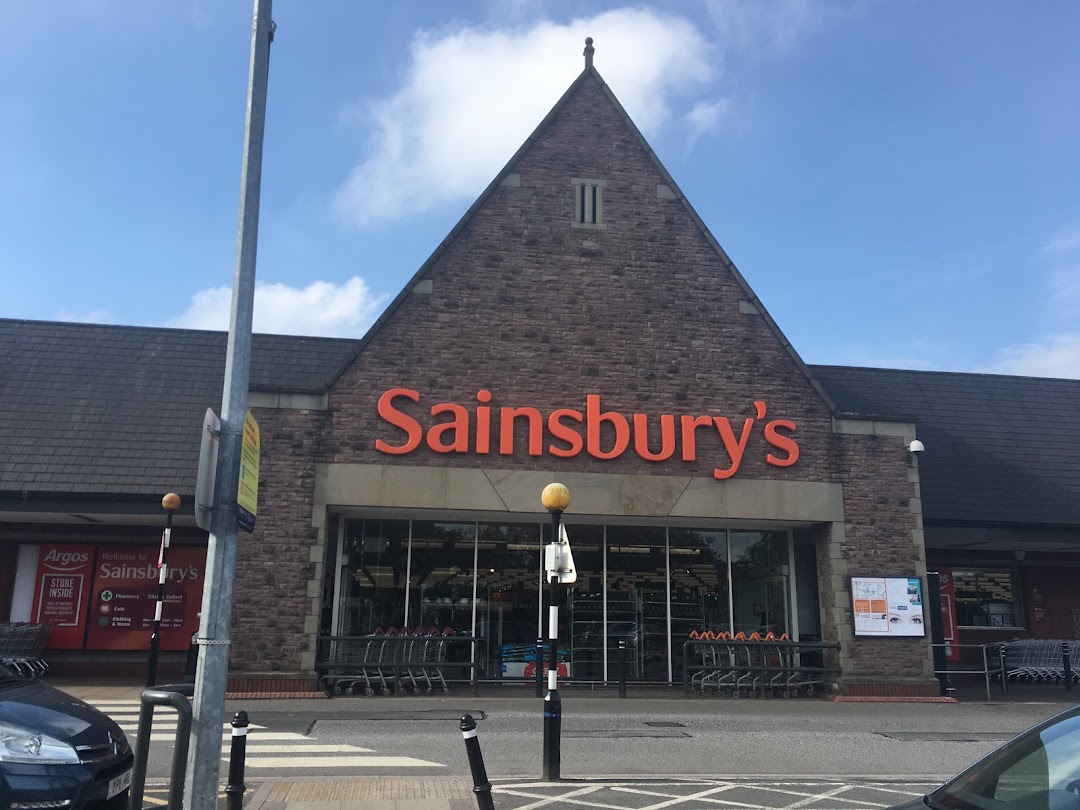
[541,482,571,782]
[147,492,181,687]
[185,2,274,809]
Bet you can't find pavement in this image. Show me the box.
[50,677,1080,810]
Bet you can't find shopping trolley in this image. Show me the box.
[1001,639,1079,685]
[0,623,53,680]
[318,630,456,696]
[684,635,841,699]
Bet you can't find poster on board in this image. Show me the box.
[31,545,95,649]
[851,576,926,637]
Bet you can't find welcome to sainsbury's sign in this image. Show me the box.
[375,388,799,480]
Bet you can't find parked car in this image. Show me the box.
[0,670,133,810]
[889,703,1080,810]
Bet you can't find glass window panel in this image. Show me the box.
[560,524,603,681]
[339,519,409,636]
[474,522,542,679]
[669,529,727,680]
[730,530,790,637]
[605,526,667,680]
[953,569,1020,627]
[793,535,821,641]
[406,521,476,635]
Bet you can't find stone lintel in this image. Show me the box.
[315,463,844,522]
[248,391,329,410]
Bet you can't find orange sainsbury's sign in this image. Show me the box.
[375,388,799,480]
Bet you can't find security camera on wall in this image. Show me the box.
[908,440,925,453]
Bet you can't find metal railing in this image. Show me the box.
[931,642,1006,701]
[934,640,1077,701]
[129,683,194,810]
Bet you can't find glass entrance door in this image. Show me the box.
[730,531,791,637]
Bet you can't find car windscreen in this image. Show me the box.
[928,707,1080,810]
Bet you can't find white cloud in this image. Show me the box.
[685,97,733,153]
[1039,231,1080,256]
[704,0,816,53]
[169,277,388,338]
[985,334,1080,379]
[333,9,714,226]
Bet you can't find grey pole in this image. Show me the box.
[185,3,274,809]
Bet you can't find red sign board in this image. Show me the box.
[32,545,95,650]
[84,546,206,651]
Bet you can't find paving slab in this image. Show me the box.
[246,777,477,810]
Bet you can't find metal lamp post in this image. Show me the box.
[147,492,181,687]
[541,482,571,781]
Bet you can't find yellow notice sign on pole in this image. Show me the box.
[237,410,260,533]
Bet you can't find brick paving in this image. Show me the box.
[247,777,477,810]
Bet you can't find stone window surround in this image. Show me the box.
[571,178,607,229]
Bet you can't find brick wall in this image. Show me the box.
[229,406,327,673]
[231,72,927,686]
[822,434,934,688]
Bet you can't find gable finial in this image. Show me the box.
[584,37,594,69]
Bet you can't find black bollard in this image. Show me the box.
[460,714,495,810]
[1064,643,1073,692]
[225,711,249,810]
[618,640,627,699]
[535,638,544,698]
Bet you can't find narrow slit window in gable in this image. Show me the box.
[571,179,606,229]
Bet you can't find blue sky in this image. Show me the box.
[3,1,1078,377]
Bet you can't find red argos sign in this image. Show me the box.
[375,389,799,480]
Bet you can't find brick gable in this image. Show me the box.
[325,71,837,484]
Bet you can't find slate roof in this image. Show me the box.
[0,319,357,497]
[2,318,1079,528]
[811,365,1080,527]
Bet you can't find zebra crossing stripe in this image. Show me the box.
[114,725,267,734]
[142,731,308,742]
[235,744,374,753]
[242,755,442,768]
[89,702,442,768]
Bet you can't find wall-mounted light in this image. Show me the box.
[908,440,925,453]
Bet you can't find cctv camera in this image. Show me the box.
[907,440,925,453]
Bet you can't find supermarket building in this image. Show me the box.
[2,48,1078,696]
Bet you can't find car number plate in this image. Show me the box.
[107,769,133,799]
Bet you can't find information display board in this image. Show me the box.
[851,576,926,637]
[84,546,206,651]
